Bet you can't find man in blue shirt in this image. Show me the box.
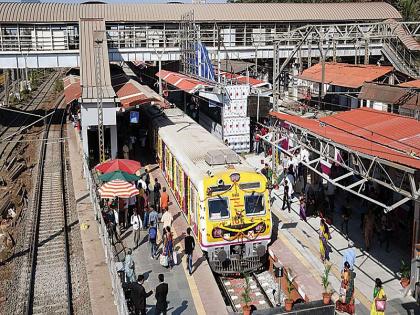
[342,240,356,271]
[148,205,159,227]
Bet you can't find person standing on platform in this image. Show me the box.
[160,187,170,212]
[282,179,291,213]
[370,278,386,315]
[299,195,307,222]
[123,274,153,315]
[342,240,356,271]
[149,223,158,259]
[165,226,174,269]
[154,178,162,212]
[148,205,159,229]
[148,183,155,211]
[319,218,331,263]
[184,227,195,275]
[131,210,143,249]
[144,169,151,194]
[124,248,136,283]
[341,197,352,237]
[161,207,173,233]
[155,274,168,315]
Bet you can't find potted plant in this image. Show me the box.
[241,273,252,315]
[400,260,411,288]
[284,268,296,312]
[321,264,332,305]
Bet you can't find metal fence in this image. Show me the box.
[82,155,129,315]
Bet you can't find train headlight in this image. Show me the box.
[230,173,240,183]
[212,227,222,238]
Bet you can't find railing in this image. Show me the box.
[383,37,420,77]
[82,154,129,315]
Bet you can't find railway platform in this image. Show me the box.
[120,163,227,315]
[245,153,420,315]
[67,124,117,315]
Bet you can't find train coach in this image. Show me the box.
[146,105,272,274]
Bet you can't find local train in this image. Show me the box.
[145,105,272,274]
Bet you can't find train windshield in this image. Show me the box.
[244,194,265,215]
[208,197,230,220]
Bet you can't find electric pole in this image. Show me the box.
[94,31,106,163]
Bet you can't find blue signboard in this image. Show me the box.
[130,111,139,124]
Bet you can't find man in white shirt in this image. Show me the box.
[161,208,173,234]
[131,210,143,248]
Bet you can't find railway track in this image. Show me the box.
[25,103,72,314]
[217,272,274,313]
[0,71,61,169]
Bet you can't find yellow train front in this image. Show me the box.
[146,106,272,274]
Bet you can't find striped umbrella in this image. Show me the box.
[98,180,139,199]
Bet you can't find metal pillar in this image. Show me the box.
[94,32,106,163]
[364,38,370,65]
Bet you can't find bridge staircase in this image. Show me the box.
[381,21,420,79]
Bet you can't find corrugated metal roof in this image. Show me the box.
[116,79,164,108]
[156,70,210,94]
[299,63,393,89]
[399,79,420,88]
[359,82,420,108]
[270,108,420,169]
[0,2,401,23]
[79,18,115,100]
[385,19,420,51]
[63,75,81,105]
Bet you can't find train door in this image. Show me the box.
[161,141,166,175]
[171,154,175,189]
[190,185,198,235]
[183,174,189,215]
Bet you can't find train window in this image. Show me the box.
[208,197,230,220]
[244,194,265,215]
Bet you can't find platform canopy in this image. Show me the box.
[155,70,211,94]
[263,108,420,211]
[115,79,166,109]
[63,75,81,105]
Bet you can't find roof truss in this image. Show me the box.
[260,118,419,212]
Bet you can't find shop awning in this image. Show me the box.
[155,70,210,94]
[270,107,420,169]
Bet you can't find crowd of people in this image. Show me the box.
[257,143,390,314]
[101,169,196,315]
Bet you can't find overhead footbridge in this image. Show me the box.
[0,1,413,70]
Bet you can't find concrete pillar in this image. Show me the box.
[110,125,118,159]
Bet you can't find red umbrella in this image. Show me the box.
[95,159,141,174]
[98,180,139,199]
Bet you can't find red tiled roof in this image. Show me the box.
[298,63,393,89]
[155,70,210,94]
[270,108,420,169]
[399,79,420,88]
[115,79,164,108]
[63,75,81,105]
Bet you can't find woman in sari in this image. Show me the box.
[319,218,331,263]
[336,261,355,314]
[370,278,386,315]
[299,195,307,222]
[165,226,174,269]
